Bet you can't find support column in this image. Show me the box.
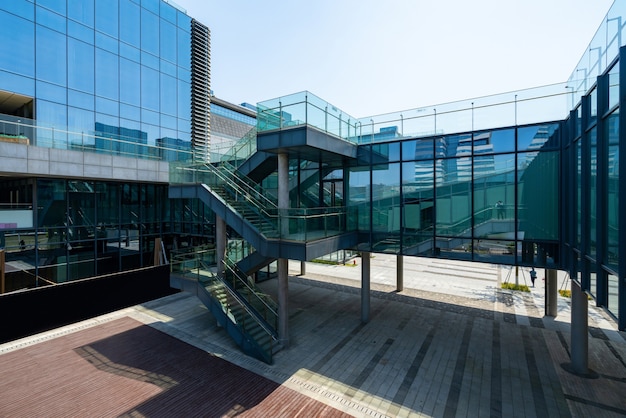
[361,251,371,323]
[397,254,404,292]
[278,258,289,347]
[278,153,289,238]
[570,279,589,375]
[300,261,306,276]
[215,215,227,278]
[544,268,558,317]
[277,153,290,346]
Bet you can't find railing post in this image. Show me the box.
[325,106,328,132]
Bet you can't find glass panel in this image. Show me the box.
[160,73,176,115]
[589,262,597,297]
[590,87,598,121]
[36,81,67,104]
[120,58,141,106]
[37,179,66,228]
[518,150,558,241]
[608,62,619,109]
[435,237,472,261]
[436,157,471,237]
[474,153,515,237]
[120,42,140,62]
[95,48,119,100]
[402,138,434,161]
[160,1,177,24]
[473,238,515,265]
[607,273,618,317]
[36,25,67,86]
[372,141,400,162]
[68,89,95,111]
[518,124,560,151]
[68,38,94,93]
[607,109,619,270]
[96,96,119,117]
[160,19,176,63]
[0,1,34,20]
[177,79,190,119]
[402,161,433,255]
[36,5,66,33]
[95,31,118,54]
[120,0,140,47]
[372,163,400,252]
[348,168,370,238]
[141,65,159,111]
[590,127,597,258]
[36,100,67,146]
[68,20,94,44]
[67,106,95,135]
[141,8,159,56]
[177,26,191,69]
[576,139,582,247]
[95,0,118,38]
[68,0,94,27]
[0,70,35,96]
[480,128,514,154]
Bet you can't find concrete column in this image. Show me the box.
[277,153,289,237]
[215,215,227,278]
[361,251,371,323]
[277,153,290,346]
[278,258,289,347]
[397,254,404,292]
[545,269,558,317]
[570,279,589,374]
[300,261,306,276]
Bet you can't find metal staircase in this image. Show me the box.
[171,248,280,364]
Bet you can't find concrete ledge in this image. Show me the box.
[0,143,169,183]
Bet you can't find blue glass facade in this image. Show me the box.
[0,0,193,154]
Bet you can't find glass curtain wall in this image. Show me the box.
[564,51,622,327]
[1,179,212,293]
[349,123,561,266]
[0,1,193,158]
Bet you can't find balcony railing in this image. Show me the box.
[0,114,194,162]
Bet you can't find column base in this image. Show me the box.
[560,362,598,379]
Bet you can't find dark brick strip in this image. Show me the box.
[345,338,395,398]
[311,305,383,371]
[589,326,609,340]
[390,319,440,409]
[531,329,571,416]
[521,327,549,417]
[564,394,626,415]
[557,330,570,357]
[443,318,474,418]
[490,322,502,418]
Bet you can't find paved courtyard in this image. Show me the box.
[1,255,625,417]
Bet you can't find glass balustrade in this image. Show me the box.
[0,114,194,162]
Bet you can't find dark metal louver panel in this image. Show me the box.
[191,19,211,162]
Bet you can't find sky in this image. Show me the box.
[173,0,614,118]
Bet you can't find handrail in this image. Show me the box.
[201,164,280,228]
[223,257,278,325]
[218,162,278,208]
[220,127,258,165]
[204,268,278,351]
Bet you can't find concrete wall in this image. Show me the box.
[0,142,169,183]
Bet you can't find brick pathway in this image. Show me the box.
[1,256,625,417]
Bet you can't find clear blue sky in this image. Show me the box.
[174,0,614,118]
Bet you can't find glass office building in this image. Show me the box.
[0,0,211,291]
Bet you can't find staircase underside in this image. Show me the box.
[169,184,358,261]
